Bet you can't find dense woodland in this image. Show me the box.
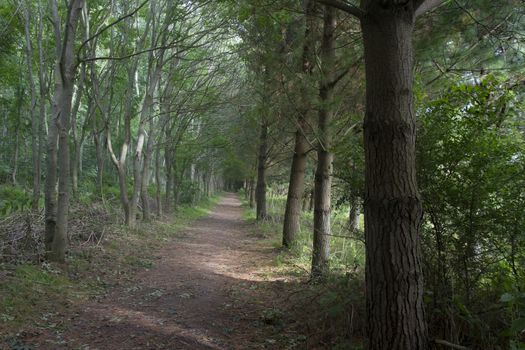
[0,0,524,349]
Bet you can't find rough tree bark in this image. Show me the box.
[311,5,335,279]
[282,0,316,248]
[360,0,428,348]
[313,0,434,346]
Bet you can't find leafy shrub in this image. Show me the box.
[0,185,32,216]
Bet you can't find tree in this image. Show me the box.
[314,0,446,347]
[311,4,336,278]
[45,0,84,263]
[282,0,317,248]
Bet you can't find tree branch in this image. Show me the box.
[314,0,365,20]
[434,339,470,350]
[77,0,149,57]
[415,0,446,18]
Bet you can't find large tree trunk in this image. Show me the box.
[282,0,316,248]
[311,5,335,279]
[361,1,427,348]
[256,120,268,221]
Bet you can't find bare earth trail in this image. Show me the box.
[35,193,298,349]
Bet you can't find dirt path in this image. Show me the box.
[30,193,298,350]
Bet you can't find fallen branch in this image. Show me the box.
[434,339,470,350]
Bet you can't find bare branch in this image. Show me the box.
[314,0,365,20]
[415,0,446,18]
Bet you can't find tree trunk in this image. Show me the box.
[70,63,86,197]
[164,134,174,211]
[155,141,162,217]
[11,85,22,186]
[93,119,104,198]
[44,113,59,256]
[141,118,155,222]
[282,0,316,248]
[249,177,255,208]
[23,5,40,208]
[308,187,314,212]
[47,0,84,263]
[283,125,308,246]
[361,1,427,348]
[36,1,46,209]
[311,5,335,279]
[130,119,146,226]
[44,0,62,259]
[348,195,359,231]
[256,120,268,221]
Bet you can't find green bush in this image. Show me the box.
[0,185,32,215]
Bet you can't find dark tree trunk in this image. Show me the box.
[256,120,268,221]
[361,1,428,348]
[311,5,335,279]
[165,143,174,211]
[249,177,255,208]
[44,114,58,256]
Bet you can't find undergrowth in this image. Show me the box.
[239,194,366,349]
[0,195,220,344]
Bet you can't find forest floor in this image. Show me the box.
[6,194,311,350]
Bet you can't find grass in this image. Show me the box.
[242,192,366,275]
[239,192,367,349]
[0,194,221,339]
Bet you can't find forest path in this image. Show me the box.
[35,194,295,349]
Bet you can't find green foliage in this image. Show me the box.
[0,186,32,216]
[417,75,525,347]
[501,291,525,348]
